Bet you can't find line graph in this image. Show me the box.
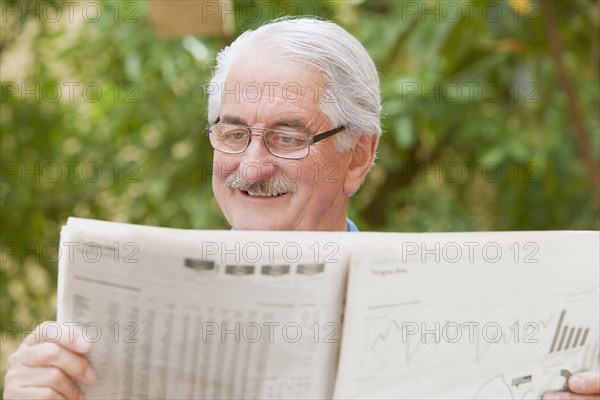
[471,374,534,399]
[363,314,555,366]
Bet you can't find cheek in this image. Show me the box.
[302,144,349,184]
[276,159,321,190]
[211,170,225,200]
[212,154,238,181]
[284,161,344,201]
[281,161,311,185]
[303,160,345,189]
[211,156,234,198]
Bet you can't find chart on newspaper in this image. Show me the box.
[334,231,600,399]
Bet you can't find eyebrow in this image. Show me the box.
[219,114,309,132]
[219,115,246,125]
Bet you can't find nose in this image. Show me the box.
[237,133,278,184]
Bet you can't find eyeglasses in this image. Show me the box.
[206,123,345,159]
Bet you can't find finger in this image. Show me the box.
[569,371,600,394]
[20,341,96,385]
[542,391,599,400]
[2,385,66,400]
[24,321,92,354]
[6,366,83,400]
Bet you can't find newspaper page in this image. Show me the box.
[57,217,351,399]
[333,231,600,399]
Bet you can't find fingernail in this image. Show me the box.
[83,367,96,385]
[569,375,586,392]
[76,335,91,352]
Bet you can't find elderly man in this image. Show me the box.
[4,17,598,400]
[205,18,379,232]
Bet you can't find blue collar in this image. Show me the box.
[346,217,359,232]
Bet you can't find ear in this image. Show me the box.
[343,133,379,196]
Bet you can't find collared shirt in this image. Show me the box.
[346,217,359,232]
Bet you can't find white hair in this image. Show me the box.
[207,17,381,152]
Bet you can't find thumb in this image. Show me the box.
[568,370,600,394]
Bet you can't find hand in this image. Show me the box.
[3,321,96,399]
[542,371,600,400]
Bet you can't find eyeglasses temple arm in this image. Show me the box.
[310,126,346,145]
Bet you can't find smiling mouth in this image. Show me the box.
[241,190,288,198]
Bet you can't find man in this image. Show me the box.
[4,17,598,399]
[206,17,379,232]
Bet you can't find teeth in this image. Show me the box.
[246,191,284,197]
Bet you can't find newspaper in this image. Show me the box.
[58,218,350,399]
[57,218,599,399]
[334,231,600,399]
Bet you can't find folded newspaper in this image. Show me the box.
[58,217,599,399]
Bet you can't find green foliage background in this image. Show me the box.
[1,0,598,382]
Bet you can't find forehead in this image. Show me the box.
[220,50,328,128]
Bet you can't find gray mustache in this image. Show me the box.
[225,169,297,195]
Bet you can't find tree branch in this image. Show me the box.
[539,0,600,208]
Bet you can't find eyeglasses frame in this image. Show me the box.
[206,121,346,159]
